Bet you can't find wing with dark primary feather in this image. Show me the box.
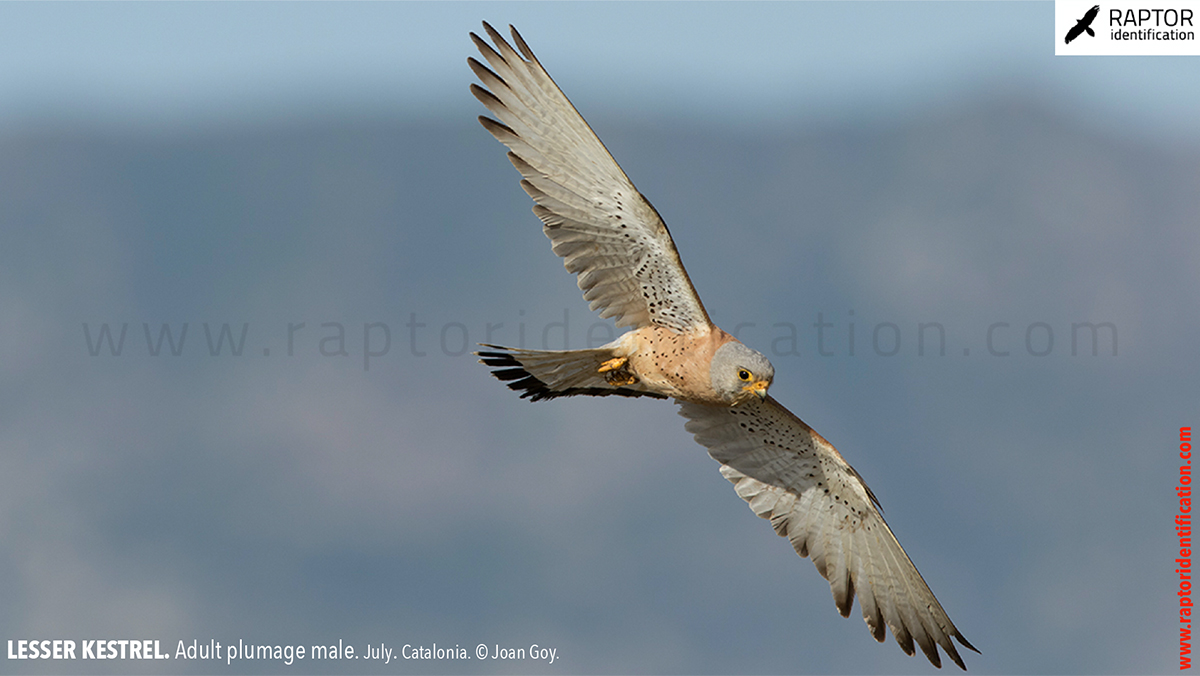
[469,22,712,333]
[679,396,979,669]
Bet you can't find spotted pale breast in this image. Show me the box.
[470,22,978,669]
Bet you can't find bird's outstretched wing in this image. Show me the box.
[678,396,978,669]
[469,22,712,333]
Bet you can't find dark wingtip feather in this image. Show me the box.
[956,632,980,655]
[467,58,505,89]
[470,83,501,109]
[469,31,502,65]
[509,24,538,63]
[944,625,979,670]
[918,640,942,669]
[946,646,965,670]
[482,21,508,53]
[897,632,916,658]
[870,618,886,642]
[477,115,516,139]
[836,576,855,618]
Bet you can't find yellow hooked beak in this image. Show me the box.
[743,380,770,400]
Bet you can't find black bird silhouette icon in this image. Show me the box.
[1066,5,1101,43]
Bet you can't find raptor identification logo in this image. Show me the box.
[1056,0,1200,54]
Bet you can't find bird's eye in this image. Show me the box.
[738,369,751,381]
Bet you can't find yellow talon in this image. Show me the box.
[598,357,627,373]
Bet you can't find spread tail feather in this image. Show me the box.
[476,344,666,402]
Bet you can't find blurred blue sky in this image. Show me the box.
[2,2,1198,141]
[2,3,1199,675]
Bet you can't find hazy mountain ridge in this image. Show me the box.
[2,97,1196,674]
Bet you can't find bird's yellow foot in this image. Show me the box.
[597,357,627,373]
[605,371,638,387]
[599,356,637,386]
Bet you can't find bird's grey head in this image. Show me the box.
[710,342,775,404]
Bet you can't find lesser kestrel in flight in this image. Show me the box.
[470,22,978,669]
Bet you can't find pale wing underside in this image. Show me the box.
[678,396,978,670]
[469,23,711,333]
